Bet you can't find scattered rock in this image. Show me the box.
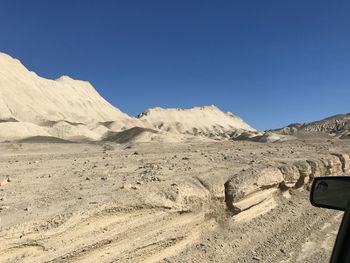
[0,177,10,187]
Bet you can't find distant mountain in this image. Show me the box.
[270,114,350,139]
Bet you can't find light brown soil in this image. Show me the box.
[1,139,349,262]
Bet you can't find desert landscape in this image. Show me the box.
[1,52,350,262]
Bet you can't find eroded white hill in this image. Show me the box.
[0,52,140,140]
[0,52,257,142]
[137,105,256,138]
[0,53,135,125]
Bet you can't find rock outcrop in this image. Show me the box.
[225,152,350,214]
[224,166,283,214]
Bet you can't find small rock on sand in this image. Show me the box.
[0,177,10,186]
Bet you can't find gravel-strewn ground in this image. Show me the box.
[0,139,349,262]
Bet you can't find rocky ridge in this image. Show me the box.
[271,113,350,139]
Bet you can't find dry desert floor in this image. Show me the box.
[1,138,350,263]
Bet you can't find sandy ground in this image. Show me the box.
[1,139,349,263]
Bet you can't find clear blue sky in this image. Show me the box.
[1,0,349,130]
